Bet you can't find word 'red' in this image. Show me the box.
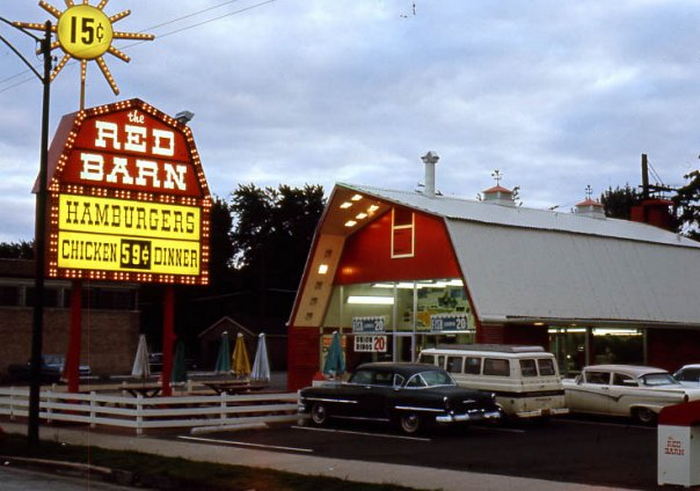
[78,119,188,192]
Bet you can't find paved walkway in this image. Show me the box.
[2,421,632,490]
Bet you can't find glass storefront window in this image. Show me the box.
[549,326,644,377]
[321,278,477,367]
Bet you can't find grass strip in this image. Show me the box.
[0,432,418,490]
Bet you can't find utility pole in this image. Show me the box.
[641,153,649,200]
[0,17,52,447]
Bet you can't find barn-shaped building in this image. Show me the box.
[287,158,700,390]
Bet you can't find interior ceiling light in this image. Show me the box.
[340,202,353,209]
[368,204,380,213]
[356,212,368,219]
[347,295,395,305]
[344,220,357,227]
[351,194,363,201]
[593,328,641,337]
[318,264,329,274]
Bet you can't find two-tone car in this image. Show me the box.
[673,364,700,387]
[299,362,503,434]
[563,364,700,424]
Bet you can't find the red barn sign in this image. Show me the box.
[43,99,210,284]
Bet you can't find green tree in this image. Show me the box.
[0,240,34,259]
[229,183,325,314]
[599,185,641,220]
[208,196,236,288]
[672,170,700,240]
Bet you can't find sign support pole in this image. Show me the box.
[161,285,175,396]
[65,280,82,393]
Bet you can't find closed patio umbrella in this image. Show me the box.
[214,331,231,374]
[251,333,271,383]
[323,331,345,379]
[232,332,251,378]
[131,334,150,380]
[171,339,187,383]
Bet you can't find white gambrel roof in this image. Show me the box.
[341,183,699,248]
[340,183,700,327]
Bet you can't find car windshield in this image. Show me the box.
[640,373,679,386]
[405,370,455,388]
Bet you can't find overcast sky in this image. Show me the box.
[1,0,700,243]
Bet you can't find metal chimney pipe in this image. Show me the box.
[421,151,439,197]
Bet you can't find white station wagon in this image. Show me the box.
[563,364,700,424]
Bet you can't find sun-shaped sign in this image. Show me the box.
[15,0,154,99]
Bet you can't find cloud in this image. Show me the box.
[1,0,700,242]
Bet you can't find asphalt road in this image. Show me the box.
[176,416,660,490]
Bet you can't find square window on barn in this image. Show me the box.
[391,208,414,258]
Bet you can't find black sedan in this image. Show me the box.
[299,362,503,434]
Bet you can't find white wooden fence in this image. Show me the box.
[0,387,300,435]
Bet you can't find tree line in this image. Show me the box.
[600,170,700,240]
[0,183,326,348]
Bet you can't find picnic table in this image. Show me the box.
[120,382,162,398]
[200,379,267,395]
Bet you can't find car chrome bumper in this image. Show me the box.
[515,407,569,418]
[435,409,502,423]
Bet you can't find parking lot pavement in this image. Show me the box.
[3,419,638,491]
[173,416,659,489]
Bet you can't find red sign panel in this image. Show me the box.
[44,99,211,285]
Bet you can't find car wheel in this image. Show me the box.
[633,407,657,425]
[310,403,328,426]
[399,413,422,434]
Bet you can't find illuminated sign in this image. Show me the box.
[430,313,469,332]
[354,335,387,353]
[56,5,114,60]
[16,2,154,95]
[57,195,201,275]
[44,99,210,285]
[352,316,386,333]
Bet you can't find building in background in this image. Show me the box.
[0,259,139,380]
[287,155,700,390]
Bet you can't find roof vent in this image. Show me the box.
[574,186,606,219]
[481,170,516,207]
[420,151,439,197]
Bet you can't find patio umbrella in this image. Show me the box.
[251,333,271,383]
[232,332,251,378]
[323,331,345,379]
[214,331,231,374]
[131,334,150,380]
[171,339,187,383]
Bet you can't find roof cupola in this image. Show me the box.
[481,169,516,207]
[575,185,606,219]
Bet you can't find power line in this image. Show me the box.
[0,0,278,94]
[144,0,247,32]
[126,0,277,47]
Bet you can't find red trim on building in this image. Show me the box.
[287,326,321,391]
[476,324,549,349]
[647,329,700,372]
[334,208,460,285]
